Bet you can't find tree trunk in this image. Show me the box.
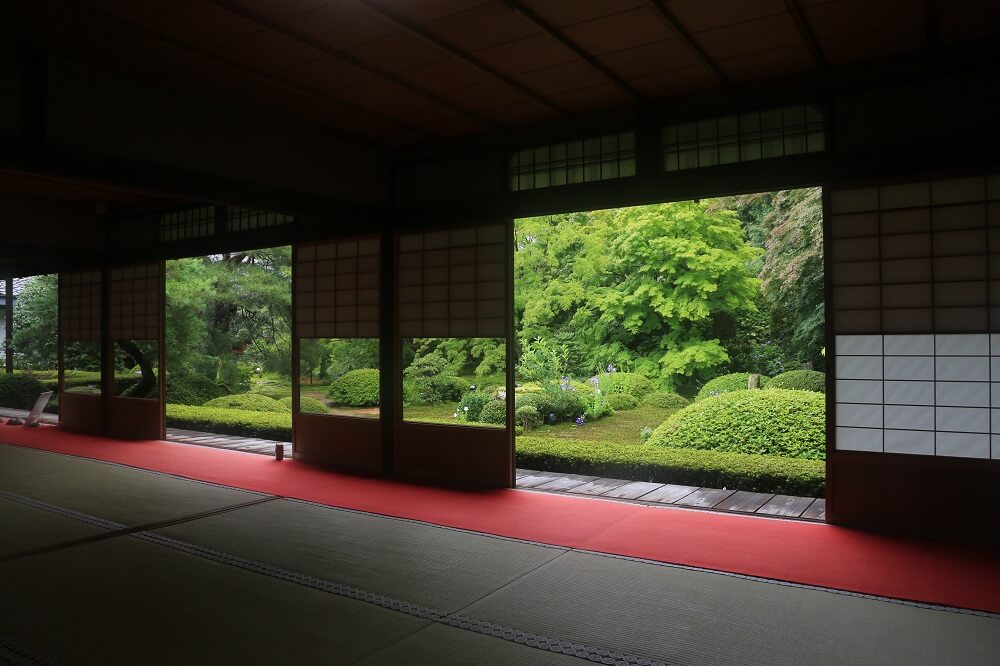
[117,340,156,398]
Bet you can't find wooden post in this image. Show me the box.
[5,276,12,375]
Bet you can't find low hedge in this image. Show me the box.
[329,369,380,407]
[695,372,769,401]
[598,372,653,399]
[606,393,638,411]
[166,404,291,441]
[766,369,825,393]
[0,374,48,410]
[280,396,329,414]
[643,392,689,409]
[516,436,825,497]
[203,394,286,413]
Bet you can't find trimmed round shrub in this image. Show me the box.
[0,374,47,410]
[606,393,639,411]
[203,393,286,413]
[643,392,689,409]
[766,369,825,393]
[478,399,507,425]
[650,389,825,460]
[166,372,225,406]
[515,392,554,418]
[403,375,468,405]
[329,369,380,407]
[280,396,328,414]
[515,384,543,394]
[457,391,491,422]
[547,389,588,421]
[598,372,654,399]
[516,405,541,430]
[695,373,769,401]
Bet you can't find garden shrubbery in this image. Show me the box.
[203,393,287,413]
[0,374,47,410]
[642,392,689,409]
[166,371,226,406]
[281,396,329,414]
[478,399,507,425]
[517,436,824,497]
[328,368,380,407]
[599,372,653,399]
[650,389,825,459]
[695,372,769,401]
[766,369,825,393]
[456,391,492,421]
[606,393,638,411]
[166,404,291,441]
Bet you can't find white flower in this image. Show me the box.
[463,406,469,411]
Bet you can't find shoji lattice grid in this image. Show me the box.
[295,237,379,338]
[59,270,102,341]
[159,206,214,242]
[397,225,507,338]
[662,104,824,172]
[227,207,293,232]
[509,133,636,192]
[832,174,1000,460]
[108,263,161,340]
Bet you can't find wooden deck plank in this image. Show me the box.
[800,498,827,521]
[515,469,539,479]
[566,478,630,496]
[534,474,600,492]
[515,473,565,489]
[757,494,815,517]
[639,484,699,504]
[674,488,736,508]
[713,491,775,513]
[601,481,664,500]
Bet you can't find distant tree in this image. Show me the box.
[11,274,58,370]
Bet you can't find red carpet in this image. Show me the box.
[4,425,999,614]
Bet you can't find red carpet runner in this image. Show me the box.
[4,426,999,614]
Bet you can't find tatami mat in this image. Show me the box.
[0,445,265,526]
[0,536,430,665]
[356,623,579,665]
[460,551,1000,666]
[154,498,566,614]
[0,497,108,558]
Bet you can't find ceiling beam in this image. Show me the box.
[63,0,437,143]
[925,0,939,51]
[504,1,645,102]
[208,0,502,132]
[349,0,568,116]
[783,0,826,69]
[645,0,730,85]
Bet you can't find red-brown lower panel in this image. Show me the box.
[108,397,162,440]
[58,392,104,435]
[295,413,381,473]
[828,452,1000,542]
[395,422,512,489]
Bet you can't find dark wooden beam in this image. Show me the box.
[504,1,645,103]
[645,0,730,85]
[4,276,13,375]
[17,46,48,143]
[349,0,568,116]
[64,0,436,143]
[208,0,502,132]
[784,0,826,69]
[925,0,939,51]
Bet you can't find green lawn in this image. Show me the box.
[522,404,677,444]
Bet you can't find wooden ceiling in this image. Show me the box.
[9,0,1000,148]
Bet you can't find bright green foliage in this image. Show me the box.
[543,387,588,421]
[516,436,824,497]
[478,400,507,425]
[695,373,769,401]
[166,404,290,441]
[282,396,328,414]
[516,405,541,431]
[599,372,653,399]
[0,374,47,410]
[584,390,613,420]
[515,392,553,418]
[166,371,225,406]
[456,391,491,422]
[11,274,58,369]
[328,369,380,407]
[767,369,825,393]
[606,394,639,411]
[203,394,286,413]
[643,392,689,409]
[650,389,826,459]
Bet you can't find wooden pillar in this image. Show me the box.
[5,276,13,375]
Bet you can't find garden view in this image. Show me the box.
[1,188,825,496]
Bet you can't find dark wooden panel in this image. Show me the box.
[295,412,382,473]
[394,421,512,488]
[58,392,103,435]
[107,396,160,440]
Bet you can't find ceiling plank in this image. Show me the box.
[504,0,645,102]
[644,0,731,85]
[348,0,567,116]
[63,0,437,142]
[783,0,827,68]
[208,0,501,131]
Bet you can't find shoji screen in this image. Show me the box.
[293,237,381,471]
[832,175,1000,460]
[395,223,513,488]
[107,262,163,439]
[58,269,104,434]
